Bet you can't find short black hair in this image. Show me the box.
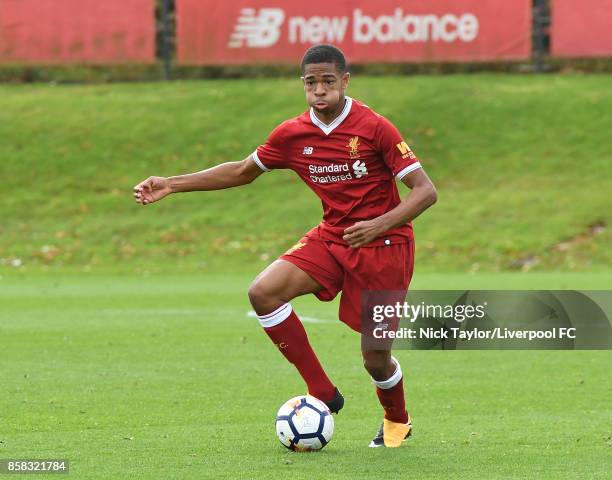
[301,44,347,75]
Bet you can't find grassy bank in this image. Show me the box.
[1,74,611,274]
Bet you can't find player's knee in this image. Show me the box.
[247,279,276,312]
[247,280,265,308]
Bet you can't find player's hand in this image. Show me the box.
[343,220,384,248]
[133,176,172,205]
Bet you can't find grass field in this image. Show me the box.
[1,272,611,479]
[1,75,611,478]
[1,74,611,274]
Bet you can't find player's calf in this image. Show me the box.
[362,350,396,381]
[249,260,339,406]
[363,351,411,446]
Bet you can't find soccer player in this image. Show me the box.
[133,44,437,448]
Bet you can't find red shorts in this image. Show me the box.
[280,228,415,333]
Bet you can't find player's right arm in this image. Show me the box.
[133,155,263,205]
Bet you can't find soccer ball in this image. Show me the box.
[275,395,334,451]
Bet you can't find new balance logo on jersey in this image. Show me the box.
[228,8,285,48]
[303,147,314,155]
[352,160,368,178]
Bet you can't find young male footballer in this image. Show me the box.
[133,44,437,448]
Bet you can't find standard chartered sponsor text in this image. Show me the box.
[309,163,353,183]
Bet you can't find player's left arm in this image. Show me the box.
[342,168,437,248]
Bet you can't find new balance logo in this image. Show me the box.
[352,160,368,178]
[303,147,314,155]
[228,8,285,48]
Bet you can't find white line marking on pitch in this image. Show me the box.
[100,308,203,316]
[246,310,331,324]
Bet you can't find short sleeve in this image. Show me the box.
[375,116,422,180]
[252,123,289,172]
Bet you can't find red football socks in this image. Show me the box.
[376,377,409,424]
[372,357,409,424]
[258,304,336,403]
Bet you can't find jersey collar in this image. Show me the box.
[309,96,353,136]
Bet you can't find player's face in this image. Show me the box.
[302,63,350,116]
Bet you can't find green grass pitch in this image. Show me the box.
[1,273,610,479]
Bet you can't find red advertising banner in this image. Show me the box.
[551,0,612,58]
[177,0,531,65]
[0,0,155,64]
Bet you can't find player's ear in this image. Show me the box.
[342,72,350,89]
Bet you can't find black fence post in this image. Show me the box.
[160,0,172,80]
[533,0,550,72]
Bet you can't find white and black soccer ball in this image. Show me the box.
[275,395,334,451]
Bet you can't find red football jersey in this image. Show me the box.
[253,97,422,246]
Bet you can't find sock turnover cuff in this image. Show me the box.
[372,356,403,390]
[257,303,293,328]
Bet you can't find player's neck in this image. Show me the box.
[313,96,347,126]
